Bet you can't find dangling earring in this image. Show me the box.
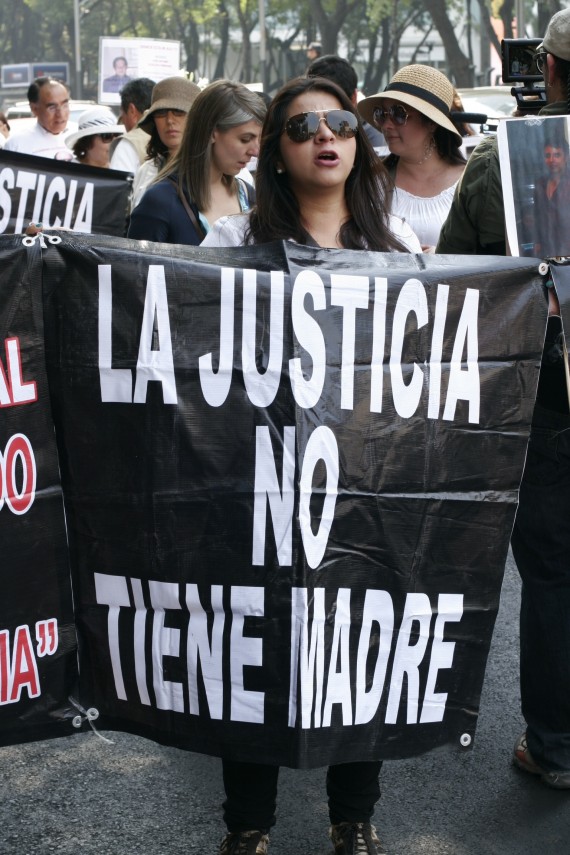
[276,164,285,174]
[416,135,435,165]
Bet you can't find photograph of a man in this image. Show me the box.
[103,56,132,94]
[500,115,570,258]
[534,122,570,256]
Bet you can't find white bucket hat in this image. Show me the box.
[66,106,124,149]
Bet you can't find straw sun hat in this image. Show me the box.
[138,77,201,132]
[358,64,462,145]
[65,106,125,149]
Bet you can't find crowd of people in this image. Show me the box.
[0,59,471,250]
[5,10,570,855]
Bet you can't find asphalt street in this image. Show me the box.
[0,551,568,855]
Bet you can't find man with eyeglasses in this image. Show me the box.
[3,77,74,160]
[437,7,570,791]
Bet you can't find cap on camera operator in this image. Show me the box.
[437,7,570,792]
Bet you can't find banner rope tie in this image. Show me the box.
[69,696,114,744]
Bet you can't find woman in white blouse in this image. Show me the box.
[359,64,466,252]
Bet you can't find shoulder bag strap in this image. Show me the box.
[168,176,206,241]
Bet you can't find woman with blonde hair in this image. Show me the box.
[128,79,266,244]
[359,64,466,252]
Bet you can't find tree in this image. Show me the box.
[310,0,363,55]
[428,0,475,85]
[0,0,539,102]
[229,0,258,82]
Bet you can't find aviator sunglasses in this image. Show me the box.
[284,109,359,143]
[372,104,410,127]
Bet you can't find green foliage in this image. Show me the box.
[0,0,523,98]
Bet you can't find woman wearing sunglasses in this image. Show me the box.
[202,76,420,254]
[359,65,466,253]
[128,79,265,245]
[130,76,200,210]
[65,106,124,168]
[202,77,419,855]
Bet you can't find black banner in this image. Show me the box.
[0,234,78,745]
[0,150,132,237]
[30,235,545,766]
[551,261,570,354]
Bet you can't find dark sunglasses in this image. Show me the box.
[153,108,187,118]
[535,50,548,74]
[284,109,358,143]
[372,104,410,127]
[99,133,121,142]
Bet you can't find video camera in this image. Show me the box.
[501,38,546,113]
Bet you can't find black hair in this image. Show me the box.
[307,55,358,100]
[145,121,169,161]
[72,136,96,162]
[543,119,568,151]
[27,77,69,104]
[119,78,155,115]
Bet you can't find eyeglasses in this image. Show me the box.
[283,109,358,142]
[153,108,187,118]
[99,133,121,142]
[535,50,548,74]
[372,104,410,127]
[43,101,70,114]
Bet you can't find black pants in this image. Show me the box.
[511,403,570,771]
[222,759,382,832]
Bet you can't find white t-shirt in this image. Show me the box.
[201,212,422,253]
[3,122,75,160]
